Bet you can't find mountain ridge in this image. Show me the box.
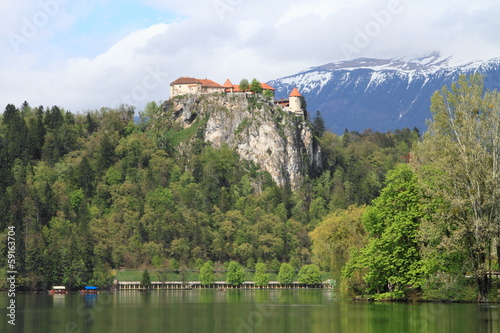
[269,54,500,134]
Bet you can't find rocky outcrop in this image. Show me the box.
[162,94,321,188]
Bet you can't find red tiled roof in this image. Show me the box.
[289,87,302,97]
[232,85,244,92]
[170,77,201,86]
[171,77,274,91]
[170,77,223,88]
[198,79,223,88]
[230,83,275,92]
[261,83,276,91]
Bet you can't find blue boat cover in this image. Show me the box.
[84,286,98,290]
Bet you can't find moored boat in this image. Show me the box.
[79,286,99,294]
[48,286,69,295]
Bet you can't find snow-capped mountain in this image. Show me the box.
[268,53,500,134]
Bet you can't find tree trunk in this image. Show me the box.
[497,245,500,275]
[476,274,489,303]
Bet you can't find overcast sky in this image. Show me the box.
[1,0,500,113]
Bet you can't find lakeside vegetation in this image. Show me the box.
[1,75,499,302]
[116,263,331,288]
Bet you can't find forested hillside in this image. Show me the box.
[3,76,498,302]
[0,96,416,290]
[312,75,500,302]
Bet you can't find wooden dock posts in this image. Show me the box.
[116,281,333,291]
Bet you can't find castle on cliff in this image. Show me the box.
[170,77,305,116]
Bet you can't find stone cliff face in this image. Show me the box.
[163,94,321,188]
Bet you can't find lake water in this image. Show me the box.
[1,290,499,333]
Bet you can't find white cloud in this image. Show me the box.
[1,0,500,112]
[0,23,172,111]
[276,0,367,26]
[236,19,267,42]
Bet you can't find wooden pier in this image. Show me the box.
[117,281,333,291]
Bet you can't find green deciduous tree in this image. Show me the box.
[263,89,274,100]
[250,78,263,94]
[277,263,295,285]
[343,164,427,294]
[227,261,245,287]
[310,205,366,280]
[239,79,249,92]
[254,263,269,287]
[413,74,500,302]
[199,261,215,286]
[298,264,322,285]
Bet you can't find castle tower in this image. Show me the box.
[289,87,303,115]
[223,79,234,93]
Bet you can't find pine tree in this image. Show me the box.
[3,104,29,161]
[142,269,152,289]
[86,112,98,134]
[96,135,115,172]
[29,107,46,160]
[312,111,326,137]
[41,132,60,166]
[44,106,64,130]
[76,156,94,197]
